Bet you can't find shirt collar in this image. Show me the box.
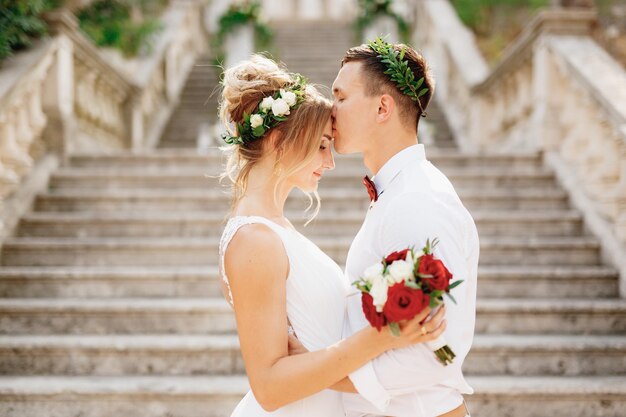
[372,144,426,195]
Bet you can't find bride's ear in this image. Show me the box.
[265,130,284,156]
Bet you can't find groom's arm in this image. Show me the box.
[347,192,478,409]
[330,377,358,393]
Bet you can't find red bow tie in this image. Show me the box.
[363,175,378,202]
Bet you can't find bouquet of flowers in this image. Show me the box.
[353,238,462,365]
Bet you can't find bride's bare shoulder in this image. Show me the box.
[224,223,289,284]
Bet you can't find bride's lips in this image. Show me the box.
[313,172,322,179]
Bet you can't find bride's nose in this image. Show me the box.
[323,149,335,171]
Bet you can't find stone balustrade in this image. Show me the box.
[415,0,626,295]
[0,0,208,241]
[0,41,56,200]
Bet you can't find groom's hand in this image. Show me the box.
[287,333,309,356]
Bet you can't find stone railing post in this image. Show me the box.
[40,9,78,158]
[224,24,255,69]
[363,15,399,43]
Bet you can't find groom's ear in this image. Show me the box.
[376,94,395,124]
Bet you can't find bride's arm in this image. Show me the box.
[225,224,445,412]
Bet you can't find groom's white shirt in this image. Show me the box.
[342,144,479,417]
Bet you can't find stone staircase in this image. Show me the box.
[159,54,221,149]
[1,14,626,417]
[0,147,625,416]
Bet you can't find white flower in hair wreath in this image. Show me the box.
[222,74,307,145]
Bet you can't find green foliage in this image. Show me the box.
[0,0,57,61]
[452,0,547,36]
[451,0,549,64]
[76,0,163,57]
[355,0,410,44]
[368,37,429,105]
[212,1,273,70]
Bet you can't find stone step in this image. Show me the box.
[0,334,244,376]
[0,298,234,334]
[476,266,618,298]
[1,236,601,266]
[17,210,584,238]
[465,334,626,376]
[474,298,626,334]
[35,188,569,212]
[157,140,202,149]
[0,375,245,417]
[2,334,625,377]
[0,375,624,417]
[0,266,220,298]
[47,168,559,190]
[67,150,542,169]
[0,265,616,299]
[0,298,623,335]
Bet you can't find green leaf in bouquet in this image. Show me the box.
[447,280,463,291]
[445,292,458,304]
[429,289,444,301]
[405,280,421,290]
[429,296,444,309]
[388,322,401,337]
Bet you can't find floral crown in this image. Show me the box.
[222,74,307,146]
[368,36,429,118]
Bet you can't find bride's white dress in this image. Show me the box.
[219,216,349,417]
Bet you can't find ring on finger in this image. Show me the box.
[421,326,428,336]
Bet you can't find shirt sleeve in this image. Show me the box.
[349,191,478,403]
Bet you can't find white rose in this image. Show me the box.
[271,98,290,116]
[363,263,384,285]
[280,89,297,106]
[370,276,388,312]
[250,114,263,129]
[387,260,414,284]
[405,250,416,266]
[259,96,274,112]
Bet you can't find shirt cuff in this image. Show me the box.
[348,361,391,413]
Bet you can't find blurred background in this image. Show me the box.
[0,1,625,416]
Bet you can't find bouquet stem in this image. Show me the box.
[434,345,455,366]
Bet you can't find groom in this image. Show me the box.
[331,39,478,417]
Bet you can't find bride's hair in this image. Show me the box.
[219,54,332,220]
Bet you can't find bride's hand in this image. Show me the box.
[376,305,447,351]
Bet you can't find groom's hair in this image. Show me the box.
[342,43,434,128]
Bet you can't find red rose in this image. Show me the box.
[385,248,410,264]
[361,293,387,331]
[418,254,453,291]
[383,283,430,323]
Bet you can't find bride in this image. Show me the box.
[218,54,446,416]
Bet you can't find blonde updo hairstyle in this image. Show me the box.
[219,54,332,221]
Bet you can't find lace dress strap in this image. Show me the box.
[219,216,286,308]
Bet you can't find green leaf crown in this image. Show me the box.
[368,36,429,118]
[222,74,307,146]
